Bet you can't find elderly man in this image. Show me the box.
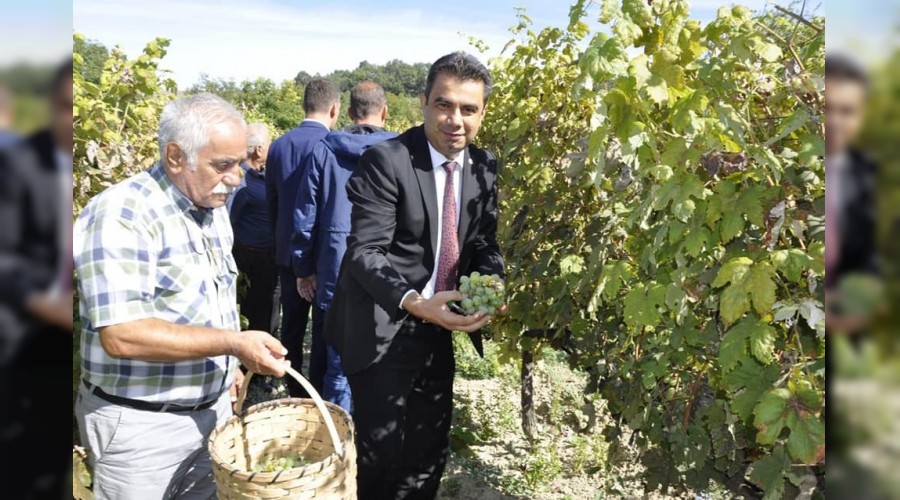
[74,93,289,499]
[229,122,280,333]
[292,81,397,411]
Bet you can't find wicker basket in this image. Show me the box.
[209,366,357,499]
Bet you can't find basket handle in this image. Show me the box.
[235,366,345,458]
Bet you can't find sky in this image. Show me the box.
[0,0,72,66]
[826,0,899,63]
[72,0,779,90]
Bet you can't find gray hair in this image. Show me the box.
[247,122,270,153]
[158,93,246,170]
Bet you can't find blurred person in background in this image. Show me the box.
[229,122,280,333]
[0,57,72,499]
[291,81,397,411]
[73,94,288,498]
[0,84,19,148]
[825,53,883,335]
[266,78,340,397]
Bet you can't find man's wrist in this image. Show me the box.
[401,290,424,318]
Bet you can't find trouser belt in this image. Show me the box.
[82,379,218,412]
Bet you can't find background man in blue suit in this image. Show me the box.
[292,81,398,410]
[266,79,340,395]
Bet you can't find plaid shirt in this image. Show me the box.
[74,163,240,405]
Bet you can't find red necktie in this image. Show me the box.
[825,164,840,287]
[435,161,460,292]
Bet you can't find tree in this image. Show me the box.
[73,37,110,85]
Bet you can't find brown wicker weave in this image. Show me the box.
[209,366,357,499]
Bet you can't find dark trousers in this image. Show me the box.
[233,245,280,333]
[278,266,312,397]
[347,321,455,500]
[1,325,71,499]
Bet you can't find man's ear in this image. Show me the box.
[419,93,427,111]
[381,105,388,122]
[165,143,185,173]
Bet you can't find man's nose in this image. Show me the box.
[223,170,241,187]
[446,108,463,127]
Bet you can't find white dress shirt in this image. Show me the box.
[400,142,465,307]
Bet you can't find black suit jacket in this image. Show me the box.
[832,150,879,287]
[325,125,504,374]
[0,130,63,357]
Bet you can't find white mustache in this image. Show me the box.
[212,182,236,195]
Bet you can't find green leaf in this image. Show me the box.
[771,249,813,282]
[683,226,710,257]
[628,54,652,87]
[752,39,783,63]
[746,262,777,316]
[749,319,776,364]
[753,380,826,464]
[713,259,777,324]
[720,316,773,371]
[613,19,643,46]
[624,282,667,329]
[753,388,790,444]
[645,74,669,105]
[747,446,789,499]
[560,254,585,275]
[712,257,753,288]
[725,359,780,420]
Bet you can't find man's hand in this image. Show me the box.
[230,369,245,412]
[402,291,491,332]
[27,291,74,331]
[296,275,316,302]
[230,330,289,377]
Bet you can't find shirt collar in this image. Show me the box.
[301,118,331,130]
[426,141,465,172]
[150,163,214,226]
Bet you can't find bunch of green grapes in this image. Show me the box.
[458,272,505,315]
[253,453,309,472]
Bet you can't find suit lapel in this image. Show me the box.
[410,128,439,256]
[458,148,479,246]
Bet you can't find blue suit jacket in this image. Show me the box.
[265,120,330,267]
[291,126,397,310]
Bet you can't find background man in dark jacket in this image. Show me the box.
[292,81,397,411]
[0,58,73,499]
[325,52,505,498]
[266,79,339,395]
[824,53,880,334]
[230,122,280,333]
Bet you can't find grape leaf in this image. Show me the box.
[747,446,789,499]
[713,259,777,324]
[771,249,813,282]
[753,379,825,464]
[724,359,780,420]
[720,316,773,372]
[624,282,667,329]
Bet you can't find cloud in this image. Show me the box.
[75,0,514,88]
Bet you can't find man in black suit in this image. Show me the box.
[326,52,504,498]
[0,58,73,499]
[824,54,880,334]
